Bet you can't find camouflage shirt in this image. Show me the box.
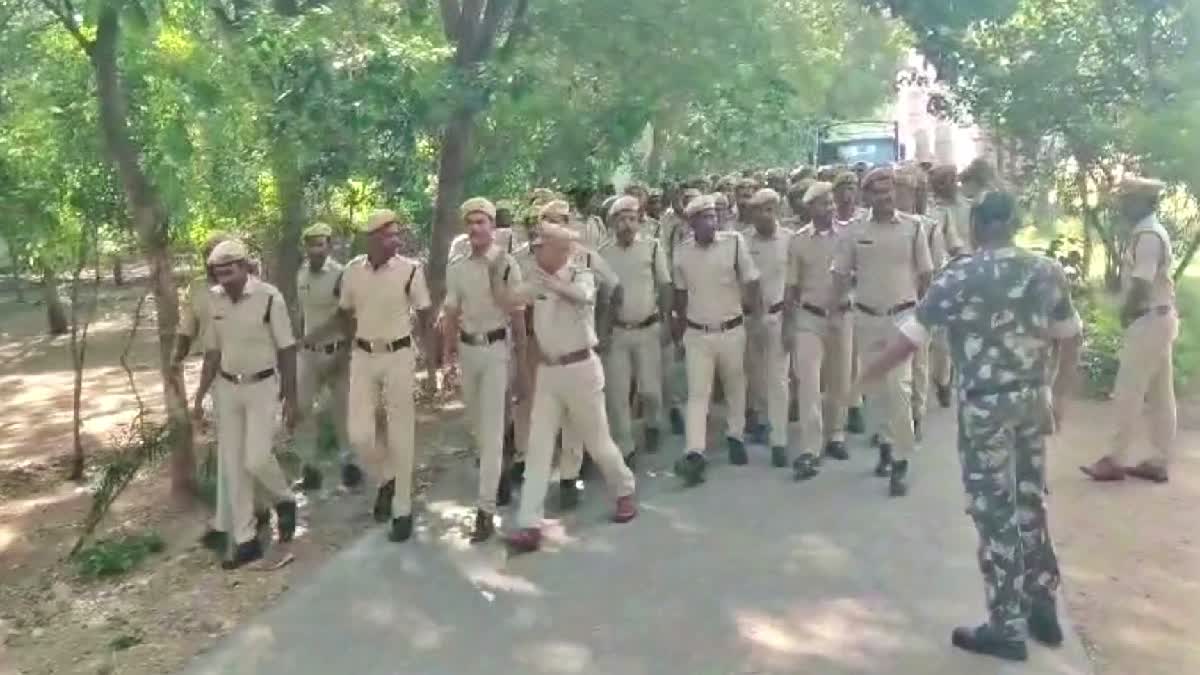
[901,247,1082,398]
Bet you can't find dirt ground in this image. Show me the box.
[1,281,1198,675]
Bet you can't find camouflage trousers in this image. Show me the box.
[957,391,1061,640]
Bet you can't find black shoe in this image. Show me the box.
[823,441,849,461]
[200,529,228,553]
[728,438,748,465]
[509,461,526,484]
[913,417,923,443]
[496,471,513,507]
[792,453,819,481]
[889,459,909,497]
[937,384,952,409]
[373,480,395,522]
[295,464,322,492]
[558,479,580,510]
[674,451,707,487]
[1029,598,1064,647]
[875,444,894,477]
[470,509,495,544]
[771,446,788,468]
[388,515,413,542]
[341,463,364,489]
[275,501,297,542]
[644,427,661,454]
[951,624,1028,662]
[221,539,263,570]
[846,407,864,434]
[788,398,800,422]
[669,408,685,435]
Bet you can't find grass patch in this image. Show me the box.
[73,532,165,579]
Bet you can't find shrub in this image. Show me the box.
[1075,288,1122,398]
[74,532,165,579]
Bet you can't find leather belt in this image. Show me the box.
[767,301,786,315]
[304,340,346,354]
[460,327,507,346]
[964,380,1043,400]
[1131,305,1173,322]
[855,301,916,317]
[354,336,412,353]
[220,368,276,384]
[686,315,744,333]
[615,314,660,330]
[802,302,852,318]
[542,348,593,367]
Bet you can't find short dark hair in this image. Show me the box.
[970,191,1019,243]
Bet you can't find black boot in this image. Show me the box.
[875,444,894,477]
[388,514,413,542]
[644,427,661,454]
[792,453,819,481]
[669,407,685,435]
[674,451,707,487]
[295,464,322,492]
[728,438,748,465]
[913,416,923,443]
[771,446,788,468]
[559,479,579,511]
[1029,597,1064,647]
[846,407,864,434]
[221,539,263,570]
[889,459,909,497]
[936,383,952,409]
[788,397,800,422]
[951,624,1028,662]
[496,470,513,507]
[509,461,526,484]
[823,441,849,461]
[341,463,364,489]
[470,509,495,544]
[373,480,395,522]
[275,500,297,542]
[200,529,228,553]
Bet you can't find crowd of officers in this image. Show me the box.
[175,155,1181,663]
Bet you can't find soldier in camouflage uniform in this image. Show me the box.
[858,191,1081,661]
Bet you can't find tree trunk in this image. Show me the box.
[91,7,195,497]
[270,143,305,323]
[646,117,667,183]
[111,256,124,286]
[428,106,476,305]
[42,266,69,336]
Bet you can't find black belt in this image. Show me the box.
[802,302,852,318]
[542,348,593,367]
[220,368,276,384]
[964,380,1043,400]
[855,301,916,317]
[354,336,412,353]
[686,315,744,333]
[1131,305,1173,321]
[304,340,346,355]
[767,301,786,315]
[460,327,507,346]
[615,314,660,330]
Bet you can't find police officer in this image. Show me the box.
[661,187,702,435]
[499,224,638,553]
[832,170,867,434]
[294,223,361,491]
[832,167,933,497]
[671,195,761,485]
[787,182,852,476]
[714,192,736,231]
[927,164,971,407]
[743,188,793,467]
[601,195,671,459]
[442,198,528,543]
[733,177,760,230]
[1081,177,1178,484]
[305,209,434,543]
[174,232,229,366]
[858,191,1079,661]
[192,239,299,570]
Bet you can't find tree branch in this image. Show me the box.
[439,0,461,43]
[473,0,511,61]
[37,0,91,53]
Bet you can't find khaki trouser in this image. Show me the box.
[215,376,291,544]
[513,339,539,462]
[930,331,952,390]
[848,327,863,408]
[348,345,416,518]
[461,340,510,513]
[791,312,852,453]
[683,324,747,452]
[746,314,789,447]
[603,322,664,456]
[662,324,686,411]
[1110,311,1178,467]
[911,339,929,423]
[855,312,915,460]
[517,354,636,529]
[296,346,351,464]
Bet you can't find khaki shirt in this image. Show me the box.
[832,212,933,312]
[203,278,296,375]
[297,257,343,337]
[447,230,517,264]
[788,224,841,309]
[339,254,432,340]
[931,196,971,257]
[519,264,598,359]
[178,276,214,340]
[444,246,523,335]
[1123,214,1176,308]
[602,235,670,324]
[673,231,760,326]
[747,225,793,308]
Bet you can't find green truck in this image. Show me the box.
[815,120,903,169]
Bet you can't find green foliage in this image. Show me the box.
[73,532,165,579]
[1075,289,1122,398]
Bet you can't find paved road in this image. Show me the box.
[184,405,1093,675]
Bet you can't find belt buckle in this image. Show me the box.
[705,323,722,334]
[227,372,244,384]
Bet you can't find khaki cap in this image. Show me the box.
[683,194,717,219]
[789,178,816,199]
[539,199,572,220]
[735,176,761,190]
[681,187,703,201]
[608,195,640,219]
[360,209,400,234]
[747,188,781,207]
[529,188,558,204]
[533,222,581,245]
[861,166,895,191]
[303,222,333,238]
[207,239,249,266]
[833,171,859,190]
[460,197,497,221]
[803,181,834,204]
[713,192,730,208]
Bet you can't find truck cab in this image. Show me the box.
[816,120,903,169]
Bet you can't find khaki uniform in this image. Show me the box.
[833,212,933,461]
[788,225,852,453]
[674,231,760,452]
[745,225,793,447]
[1110,215,1178,467]
[927,196,971,391]
[658,208,690,414]
[910,216,945,424]
[835,211,866,410]
[601,235,670,455]
[515,263,636,529]
[339,254,432,518]
[448,230,518,263]
[204,278,296,545]
[179,277,215,351]
[296,258,351,465]
[445,246,522,514]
